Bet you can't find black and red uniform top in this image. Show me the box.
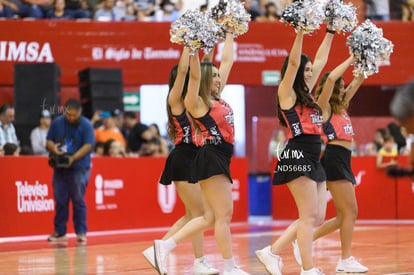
[280,103,323,139]
[194,98,235,145]
[172,110,201,146]
[322,110,354,143]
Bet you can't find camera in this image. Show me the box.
[48,153,72,168]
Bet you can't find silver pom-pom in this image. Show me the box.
[324,0,358,33]
[211,0,251,38]
[280,0,325,34]
[346,20,394,77]
[170,10,220,54]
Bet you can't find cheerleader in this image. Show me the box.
[256,26,335,275]
[143,47,219,275]
[297,55,368,273]
[152,30,249,275]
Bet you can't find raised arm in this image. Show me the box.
[343,74,364,105]
[317,55,355,114]
[217,31,234,95]
[168,47,190,114]
[184,51,208,118]
[201,46,214,63]
[278,31,304,109]
[308,29,334,91]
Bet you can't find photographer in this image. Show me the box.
[46,99,95,243]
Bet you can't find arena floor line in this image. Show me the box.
[0,220,413,274]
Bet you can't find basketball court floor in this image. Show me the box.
[1,220,413,274]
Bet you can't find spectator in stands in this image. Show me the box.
[123,111,153,154]
[47,0,73,18]
[90,110,103,128]
[0,0,16,17]
[93,141,105,156]
[364,142,378,156]
[65,0,90,18]
[94,111,126,148]
[38,0,54,17]
[256,1,280,22]
[135,0,154,18]
[20,145,34,155]
[400,126,413,155]
[376,134,398,169]
[103,138,126,157]
[30,110,52,155]
[153,0,179,21]
[94,0,122,21]
[350,140,358,156]
[111,109,124,132]
[0,104,18,147]
[268,129,287,160]
[3,142,19,156]
[373,128,386,151]
[122,0,136,21]
[388,122,406,153]
[365,0,390,21]
[0,0,43,18]
[180,0,208,15]
[242,0,261,21]
[46,99,95,243]
[138,137,161,156]
[136,2,152,21]
[148,123,169,156]
[401,0,414,21]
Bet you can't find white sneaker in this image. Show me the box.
[255,246,283,275]
[142,246,155,269]
[154,240,168,275]
[300,267,324,275]
[193,257,219,275]
[223,266,250,275]
[336,256,368,273]
[292,240,302,266]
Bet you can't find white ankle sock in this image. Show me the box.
[269,247,279,257]
[301,267,316,274]
[194,256,205,263]
[223,257,235,272]
[163,238,177,252]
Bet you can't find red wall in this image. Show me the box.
[0,157,248,238]
[0,20,412,88]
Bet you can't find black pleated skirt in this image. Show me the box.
[321,143,356,184]
[189,142,234,184]
[273,135,326,185]
[159,143,199,185]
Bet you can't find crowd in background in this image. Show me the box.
[0,103,171,157]
[2,102,414,160]
[0,0,413,21]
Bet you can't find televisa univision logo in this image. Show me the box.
[15,181,54,213]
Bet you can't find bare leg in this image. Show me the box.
[199,175,234,259]
[326,180,357,259]
[171,187,215,245]
[270,176,319,271]
[162,181,205,258]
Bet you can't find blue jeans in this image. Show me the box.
[0,6,15,18]
[18,4,43,18]
[65,8,90,19]
[53,168,90,235]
